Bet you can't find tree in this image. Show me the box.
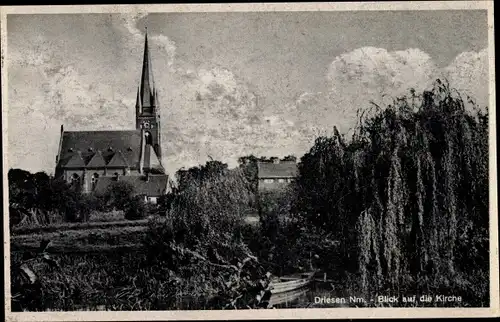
[103,181,136,211]
[282,155,297,162]
[294,80,489,303]
[124,196,148,220]
[238,155,259,195]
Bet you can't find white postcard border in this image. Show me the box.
[1,1,498,320]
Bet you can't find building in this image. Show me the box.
[257,157,298,192]
[54,31,171,203]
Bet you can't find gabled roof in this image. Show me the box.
[107,150,129,168]
[93,174,169,197]
[257,161,298,179]
[86,150,106,168]
[64,152,86,168]
[57,130,142,169]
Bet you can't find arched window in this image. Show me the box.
[144,131,153,145]
[70,173,80,186]
[91,173,99,190]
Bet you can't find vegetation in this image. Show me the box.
[291,80,489,306]
[143,161,272,309]
[8,172,151,228]
[9,80,490,310]
[8,170,95,226]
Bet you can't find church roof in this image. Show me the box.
[257,161,298,179]
[64,152,86,168]
[143,145,162,170]
[107,150,129,168]
[58,130,142,169]
[86,150,106,168]
[93,174,169,197]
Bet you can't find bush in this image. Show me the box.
[124,197,148,220]
[142,161,274,308]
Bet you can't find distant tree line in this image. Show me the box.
[8,170,154,226]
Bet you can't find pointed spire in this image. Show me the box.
[139,27,155,110]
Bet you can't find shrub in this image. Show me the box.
[103,181,136,211]
[124,196,148,220]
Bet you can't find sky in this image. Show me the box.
[6,10,489,176]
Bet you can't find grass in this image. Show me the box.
[89,210,125,222]
[10,250,223,311]
[11,214,257,254]
[11,218,151,235]
[11,225,149,253]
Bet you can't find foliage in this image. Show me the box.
[8,170,102,225]
[124,196,148,220]
[144,161,272,308]
[102,181,136,210]
[9,79,489,309]
[295,80,489,305]
[11,240,60,311]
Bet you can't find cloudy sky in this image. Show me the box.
[6,10,489,176]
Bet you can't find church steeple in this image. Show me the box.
[135,27,163,164]
[137,28,156,112]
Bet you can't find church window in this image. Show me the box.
[91,173,99,190]
[71,173,80,186]
[145,131,153,145]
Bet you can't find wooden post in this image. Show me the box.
[323,272,327,282]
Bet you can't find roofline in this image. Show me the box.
[56,165,139,169]
[56,125,64,165]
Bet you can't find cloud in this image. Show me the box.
[289,47,489,139]
[443,48,489,108]
[163,67,303,173]
[7,31,137,173]
[122,13,177,67]
[6,15,489,177]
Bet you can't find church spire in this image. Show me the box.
[139,28,155,110]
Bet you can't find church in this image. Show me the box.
[54,31,171,204]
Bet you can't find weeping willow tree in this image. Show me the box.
[354,80,489,304]
[297,80,489,305]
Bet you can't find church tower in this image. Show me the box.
[136,29,162,162]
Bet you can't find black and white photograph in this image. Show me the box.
[2,2,498,320]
